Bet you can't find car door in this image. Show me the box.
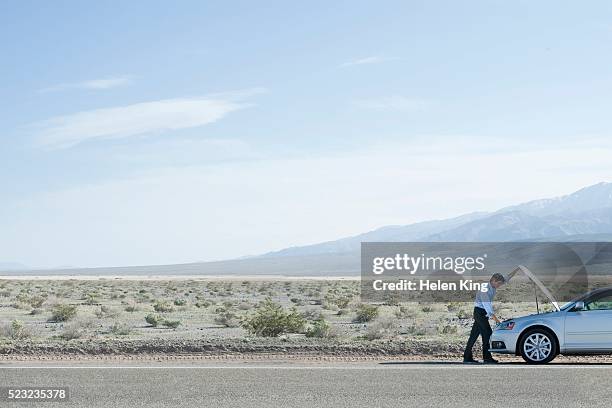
[564,290,612,351]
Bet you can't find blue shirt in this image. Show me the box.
[474,283,496,317]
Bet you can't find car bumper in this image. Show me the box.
[490,330,521,354]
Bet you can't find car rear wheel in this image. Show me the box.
[519,328,557,364]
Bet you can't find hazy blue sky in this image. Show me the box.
[2,1,612,268]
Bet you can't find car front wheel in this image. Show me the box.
[519,328,557,364]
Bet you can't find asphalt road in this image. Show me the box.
[1,362,611,408]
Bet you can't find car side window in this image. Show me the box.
[586,294,612,311]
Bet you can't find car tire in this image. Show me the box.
[519,328,558,364]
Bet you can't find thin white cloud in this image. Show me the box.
[32,88,265,149]
[39,76,133,93]
[339,56,396,67]
[352,96,432,112]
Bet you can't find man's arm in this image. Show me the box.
[477,289,500,323]
[483,301,500,323]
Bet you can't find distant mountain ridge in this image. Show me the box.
[261,182,612,258]
[5,182,612,277]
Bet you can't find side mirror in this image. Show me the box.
[573,301,585,311]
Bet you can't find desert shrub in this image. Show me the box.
[214,312,240,328]
[241,298,305,337]
[322,300,338,311]
[456,309,470,319]
[27,295,46,308]
[95,305,121,319]
[145,314,161,327]
[383,293,401,306]
[61,319,94,340]
[0,320,32,340]
[50,304,78,322]
[365,317,396,340]
[407,324,427,336]
[173,298,187,306]
[84,293,100,305]
[338,297,353,309]
[395,305,418,319]
[446,302,460,312]
[161,319,181,329]
[195,301,211,308]
[11,301,30,310]
[440,325,458,335]
[354,304,379,323]
[153,301,174,313]
[124,304,140,312]
[109,322,132,335]
[305,318,336,338]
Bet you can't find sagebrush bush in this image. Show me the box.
[50,304,78,322]
[124,304,140,312]
[214,311,240,328]
[365,317,396,340]
[305,318,335,338]
[456,309,470,319]
[0,320,33,340]
[95,305,121,319]
[241,298,305,337]
[27,295,46,308]
[84,293,99,305]
[354,304,379,323]
[153,301,174,313]
[161,319,181,329]
[145,313,161,327]
[109,322,132,335]
[61,318,94,340]
[394,305,418,319]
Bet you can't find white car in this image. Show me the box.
[490,268,612,364]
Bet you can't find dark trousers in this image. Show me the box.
[463,307,492,360]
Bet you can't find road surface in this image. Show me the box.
[1,361,610,407]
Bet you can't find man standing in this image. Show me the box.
[463,273,508,364]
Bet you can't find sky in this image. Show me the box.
[2,0,612,268]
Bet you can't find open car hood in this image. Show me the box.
[509,265,560,312]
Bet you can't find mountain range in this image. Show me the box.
[262,182,612,258]
[4,182,612,276]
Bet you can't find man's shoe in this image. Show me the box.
[483,358,499,364]
[463,357,479,364]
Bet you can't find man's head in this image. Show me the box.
[490,273,506,289]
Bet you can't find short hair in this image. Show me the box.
[490,273,506,283]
